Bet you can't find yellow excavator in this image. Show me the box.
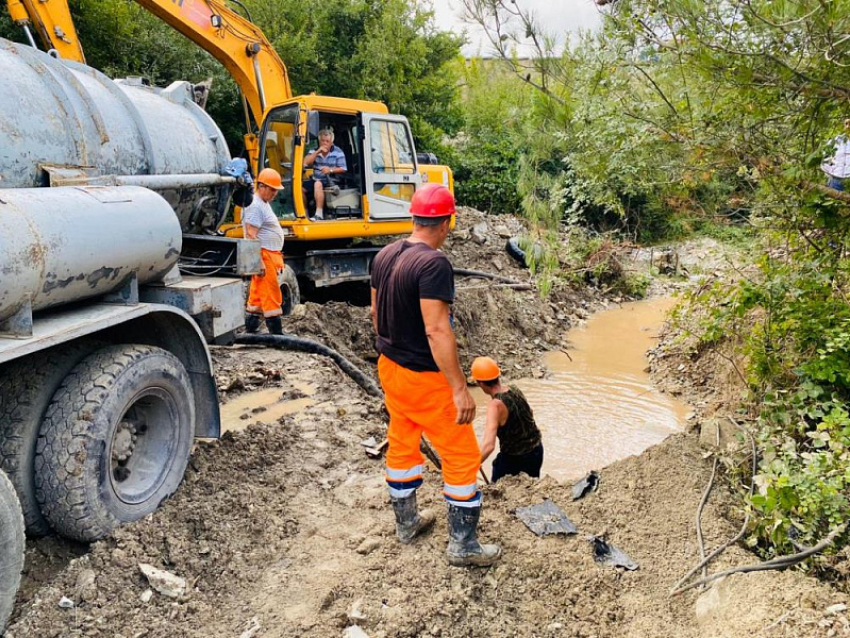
[6,0,453,303]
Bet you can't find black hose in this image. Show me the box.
[454,268,524,285]
[235,333,382,398]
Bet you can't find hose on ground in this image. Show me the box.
[670,418,759,596]
[671,524,846,596]
[235,333,382,398]
[454,268,524,285]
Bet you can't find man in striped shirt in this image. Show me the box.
[303,128,347,220]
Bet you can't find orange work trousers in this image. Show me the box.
[246,249,284,317]
[378,355,482,508]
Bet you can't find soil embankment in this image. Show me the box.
[9,216,850,637]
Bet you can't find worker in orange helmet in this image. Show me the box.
[472,356,544,482]
[244,168,286,335]
[370,183,501,567]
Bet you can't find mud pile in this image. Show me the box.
[9,345,846,637]
[280,207,601,380]
[11,225,848,637]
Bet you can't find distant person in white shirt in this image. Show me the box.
[822,119,850,192]
[243,168,286,335]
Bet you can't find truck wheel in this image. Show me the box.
[35,345,195,542]
[0,469,24,634]
[278,264,301,316]
[0,341,100,536]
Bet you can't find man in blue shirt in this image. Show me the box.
[303,128,347,220]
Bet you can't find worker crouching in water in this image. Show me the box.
[244,168,286,335]
[473,357,544,482]
[371,183,501,567]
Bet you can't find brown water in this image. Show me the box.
[473,297,691,482]
[221,381,318,432]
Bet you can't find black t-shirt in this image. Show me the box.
[371,239,454,372]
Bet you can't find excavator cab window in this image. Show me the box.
[259,104,299,219]
[302,111,364,220]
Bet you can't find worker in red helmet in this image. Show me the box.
[370,183,501,567]
[244,168,286,335]
[472,356,544,482]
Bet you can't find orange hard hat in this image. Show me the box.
[257,167,283,190]
[410,183,456,218]
[471,356,501,382]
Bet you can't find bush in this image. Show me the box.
[683,245,850,556]
[453,135,524,215]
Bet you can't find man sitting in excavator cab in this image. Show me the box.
[303,128,347,221]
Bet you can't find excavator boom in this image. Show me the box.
[5,0,291,125]
[6,0,84,62]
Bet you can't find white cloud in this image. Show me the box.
[428,0,604,56]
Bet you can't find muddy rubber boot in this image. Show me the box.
[265,316,284,335]
[391,493,436,544]
[446,503,501,567]
[244,313,262,334]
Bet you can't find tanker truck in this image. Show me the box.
[0,38,259,630]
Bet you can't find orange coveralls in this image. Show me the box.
[246,248,284,318]
[380,355,482,508]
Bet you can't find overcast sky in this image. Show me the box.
[429,0,604,56]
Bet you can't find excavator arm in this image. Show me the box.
[6,0,85,62]
[5,0,291,126]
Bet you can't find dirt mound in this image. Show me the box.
[12,231,846,637]
[284,302,377,370]
[11,374,846,638]
[274,208,600,381]
[442,206,529,277]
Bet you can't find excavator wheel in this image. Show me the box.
[278,264,301,316]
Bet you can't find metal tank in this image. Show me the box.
[0,186,182,323]
[0,38,232,233]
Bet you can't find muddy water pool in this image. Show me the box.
[473,297,691,482]
[221,381,318,432]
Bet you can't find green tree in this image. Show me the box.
[451,59,535,214]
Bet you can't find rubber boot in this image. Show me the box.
[265,316,284,335]
[446,503,502,567]
[391,493,436,544]
[244,313,262,334]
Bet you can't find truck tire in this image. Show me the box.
[34,345,195,542]
[278,264,300,316]
[0,340,100,536]
[0,469,24,634]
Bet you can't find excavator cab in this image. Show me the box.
[255,97,430,242]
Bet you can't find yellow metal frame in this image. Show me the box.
[6,0,85,62]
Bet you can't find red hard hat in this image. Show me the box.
[410,183,456,218]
